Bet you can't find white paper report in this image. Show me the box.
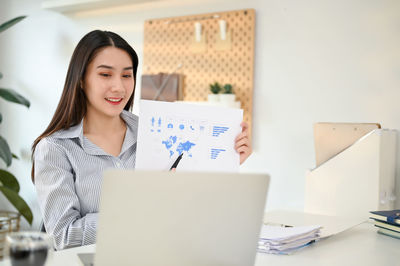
[135,100,243,172]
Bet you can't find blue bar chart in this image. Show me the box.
[210,148,226,160]
[212,126,229,137]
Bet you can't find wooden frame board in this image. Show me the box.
[143,9,255,135]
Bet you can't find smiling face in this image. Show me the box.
[83,46,135,119]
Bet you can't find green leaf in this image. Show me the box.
[0,88,30,108]
[0,170,20,192]
[0,16,26,34]
[0,186,33,225]
[0,136,12,167]
[11,153,19,160]
[223,84,233,94]
[209,82,222,94]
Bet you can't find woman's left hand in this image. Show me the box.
[235,121,252,164]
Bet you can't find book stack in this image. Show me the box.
[369,209,400,239]
[258,225,322,254]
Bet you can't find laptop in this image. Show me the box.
[93,170,269,266]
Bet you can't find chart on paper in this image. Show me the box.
[136,100,243,172]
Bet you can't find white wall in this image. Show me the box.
[0,0,399,229]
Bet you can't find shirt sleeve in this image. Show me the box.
[34,138,97,250]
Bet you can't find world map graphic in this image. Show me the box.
[150,116,229,160]
[161,135,196,158]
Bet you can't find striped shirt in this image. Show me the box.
[34,110,138,250]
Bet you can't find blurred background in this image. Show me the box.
[0,0,399,230]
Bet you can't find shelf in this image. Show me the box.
[41,0,147,13]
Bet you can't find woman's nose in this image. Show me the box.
[110,77,125,92]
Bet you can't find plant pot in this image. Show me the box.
[207,94,220,102]
[219,94,236,104]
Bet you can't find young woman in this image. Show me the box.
[32,30,252,250]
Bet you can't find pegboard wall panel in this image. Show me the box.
[143,9,255,133]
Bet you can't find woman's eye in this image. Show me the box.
[99,73,111,77]
[123,74,132,78]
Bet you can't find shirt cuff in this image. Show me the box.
[82,213,98,246]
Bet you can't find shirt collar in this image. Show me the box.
[119,110,138,155]
[51,121,83,140]
[52,110,138,157]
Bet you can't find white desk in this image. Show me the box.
[0,222,397,266]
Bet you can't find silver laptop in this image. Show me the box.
[94,170,269,266]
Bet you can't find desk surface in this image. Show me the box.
[0,222,397,266]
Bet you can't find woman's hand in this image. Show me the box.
[235,121,252,164]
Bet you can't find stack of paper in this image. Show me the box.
[258,225,322,254]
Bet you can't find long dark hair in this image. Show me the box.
[31,30,139,181]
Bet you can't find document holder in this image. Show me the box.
[141,73,183,102]
[314,122,381,167]
[305,129,397,220]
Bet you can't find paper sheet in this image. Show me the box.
[135,100,243,172]
[264,210,364,238]
[257,225,321,254]
[259,225,322,241]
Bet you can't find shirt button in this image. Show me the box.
[116,162,121,168]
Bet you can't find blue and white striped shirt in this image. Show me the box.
[34,110,138,250]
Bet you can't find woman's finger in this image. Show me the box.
[238,146,251,164]
[240,121,249,131]
[236,121,252,164]
[236,145,248,154]
[235,138,249,150]
[235,131,248,142]
[236,121,249,140]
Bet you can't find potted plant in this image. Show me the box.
[219,83,236,104]
[208,82,222,102]
[0,16,33,227]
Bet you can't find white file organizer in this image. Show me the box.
[305,129,397,220]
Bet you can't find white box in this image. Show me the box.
[305,129,397,220]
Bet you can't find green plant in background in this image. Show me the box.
[209,82,222,94]
[0,15,33,225]
[223,83,233,94]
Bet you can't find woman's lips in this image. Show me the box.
[105,97,123,105]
